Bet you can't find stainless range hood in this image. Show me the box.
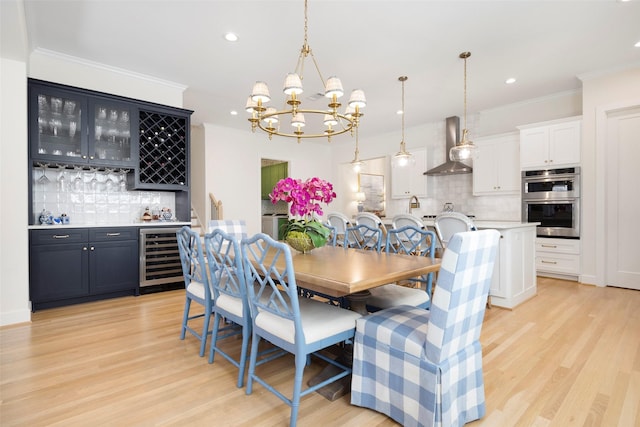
[424,116,472,176]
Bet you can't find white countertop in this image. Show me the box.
[28,221,191,230]
[382,218,538,230]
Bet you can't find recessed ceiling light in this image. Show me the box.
[224,32,238,42]
[505,78,517,84]
[230,110,238,116]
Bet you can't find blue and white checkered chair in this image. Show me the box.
[351,229,500,427]
[207,219,247,239]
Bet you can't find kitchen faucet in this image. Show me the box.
[409,195,420,214]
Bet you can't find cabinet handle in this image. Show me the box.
[106,233,121,237]
[541,260,557,264]
[53,234,70,239]
[541,244,557,248]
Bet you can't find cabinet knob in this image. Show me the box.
[83,246,88,251]
[89,156,94,160]
[90,246,95,251]
[82,155,87,159]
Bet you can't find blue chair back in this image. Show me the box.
[425,229,500,364]
[241,233,304,346]
[345,223,382,251]
[176,226,211,302]
[204,228,245,309]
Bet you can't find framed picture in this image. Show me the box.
[358,173,385,216]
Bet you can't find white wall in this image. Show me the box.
[201,124,333,236]
[580,65,640,286]
[1,57,30,325]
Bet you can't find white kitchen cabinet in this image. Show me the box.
[481,224,537,309]
[535,237,580,280]
[519,117,581,170]
[472,132,520,196]
[391,148,427,199]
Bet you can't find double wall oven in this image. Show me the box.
[522,167,580,239]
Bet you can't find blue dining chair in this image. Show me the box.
[241,233,362,427]
[176,226,213,357]
[345,223,382,251]
[204,227,250,388]
[351,230,500,427]
[366,224,437,311]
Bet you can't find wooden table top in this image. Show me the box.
[270,245,441,298]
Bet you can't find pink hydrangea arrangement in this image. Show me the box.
[269,177,336,250]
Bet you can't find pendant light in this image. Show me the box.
[393,76,412,167]
[351,125,364,172]
[450,52,475,161]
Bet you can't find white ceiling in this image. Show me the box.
[20,0,640,143]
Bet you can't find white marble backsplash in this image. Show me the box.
[384,173,521,221]
[32,168,175,225]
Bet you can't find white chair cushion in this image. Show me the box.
[186,280,206,300]
[255,298,361,345]
[367,284,429,309]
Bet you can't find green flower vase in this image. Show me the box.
[285,233,315,254]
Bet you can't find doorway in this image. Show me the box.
[605,106,640,290]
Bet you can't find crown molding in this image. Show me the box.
[31,48,188,91]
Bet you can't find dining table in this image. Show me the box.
[271,243,441,303]
[266,244,442,400]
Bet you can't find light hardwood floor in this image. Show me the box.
[1,277,639,426]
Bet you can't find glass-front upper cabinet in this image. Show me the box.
[29,83,87,163]
[29,80,137,168]
[88,99,137,167]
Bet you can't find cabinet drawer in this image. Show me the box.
[536,252,580,275]
[90,227,138,242]
[536,238,580,254]
[30,228,88,245]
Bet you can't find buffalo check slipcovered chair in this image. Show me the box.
[351,229,500,427]
[207,219,248,239]
[241,233,361,427]
[177,226,213,357]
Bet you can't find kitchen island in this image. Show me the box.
[383,218,538,309]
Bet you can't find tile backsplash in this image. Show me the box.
[32,168,175,225]
[385,173,521,221]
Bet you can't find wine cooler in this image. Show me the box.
[139,227,183,288]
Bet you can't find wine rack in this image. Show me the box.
[138,110,187,186]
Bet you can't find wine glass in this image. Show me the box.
[57,169,66,192]
[105,169,115,192]
[73,167,83,192]
[119,170,128,192]
[90,169,98,191]
[37,165,50,184]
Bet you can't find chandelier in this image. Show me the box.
[393,76,412,167]
[449,52,475,161]
[246,0,365,143]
